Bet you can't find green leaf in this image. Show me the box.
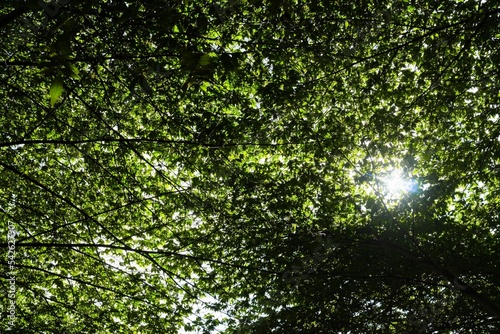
[198,54,213,66]
[50,76,64,107]
[63,62,80,79]
[199,81,210,92]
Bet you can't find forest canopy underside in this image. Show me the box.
[0,0,499,333]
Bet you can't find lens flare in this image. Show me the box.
[381,169,416,199]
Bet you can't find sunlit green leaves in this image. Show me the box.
[63,62,80,79]
[1,0,499,333]
[49,75,64,106]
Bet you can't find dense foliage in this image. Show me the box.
[1,0,499,332]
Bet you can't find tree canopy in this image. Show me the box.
[1,0,499,332]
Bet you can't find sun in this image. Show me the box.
[380,169,416,200]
